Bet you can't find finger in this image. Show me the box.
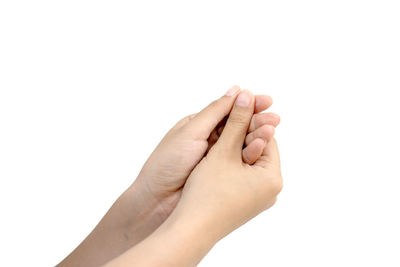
[198,95,275,146]
[206,127,220,154]
[249,112,280,132]
[242,138,265,165]
[217,125,224,135]
[254,95,273,113]
[199,95,279,138]
[217,90,255,157]
[254,138,281,169]
[245,124,275,146]
[171,113,197,131]
[217,111,278,136]
[184,85,241,140]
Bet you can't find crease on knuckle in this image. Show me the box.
[228,113,249,128]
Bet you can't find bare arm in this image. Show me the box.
[103,207,219,267]
[57,179,169,267]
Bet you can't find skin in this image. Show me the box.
[57,86,281,267]
[104,90,282,267]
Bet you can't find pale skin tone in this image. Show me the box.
[57,86,282,267]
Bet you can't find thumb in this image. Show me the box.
[217,90,255,157]
[183,86,241,140]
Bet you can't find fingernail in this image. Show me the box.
[235,91,251,107]
[225,86,240,96]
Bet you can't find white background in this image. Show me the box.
[1,1,399,266]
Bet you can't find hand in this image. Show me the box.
[134,86,280,221]
[57,87,280,267]
[104,90,282,267]
[173,90,282,240]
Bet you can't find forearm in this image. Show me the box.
[103,208,220,267]
[57,178,168,267]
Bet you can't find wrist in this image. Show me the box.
[106,208,220,267]
[157,202,223,252]
[116,178,169,239]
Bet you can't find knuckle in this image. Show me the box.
[261,197,277,211]
[271,175,283,194]
[228,112,250,127]
[208,99,221,110]
[187,113,197,120]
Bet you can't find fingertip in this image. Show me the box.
[235,90,254,107]
[267,125,275,141]
[255,137,281,168]
[217,90,255,155]
[245,124,275,145]
[255,95,273,113]
[260,124,275,143]
[186,87,242,140]
[224,85,241,97]
[272,113,281,126]
[249,112,281,132]
[242,138,266,164]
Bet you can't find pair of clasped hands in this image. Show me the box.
[58,86,283,267]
